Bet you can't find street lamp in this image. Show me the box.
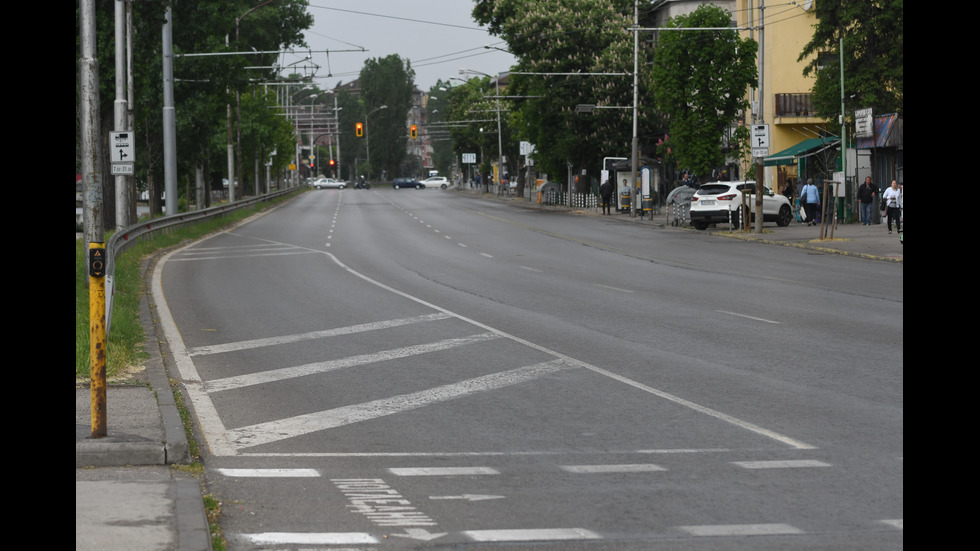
[365,104,388,182]
[461,69,503,194]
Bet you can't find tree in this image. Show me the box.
[473,0,639,188]
[650,4,757,180]
[798,0,903,120]
[76,0,313,218]
[359,54,415,179]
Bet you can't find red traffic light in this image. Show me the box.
[355,122,364,137]
[329,159,336,167]
[410,124,418,139]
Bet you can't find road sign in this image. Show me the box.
[751,124,770,148]
[110,131,135,163]
[462,153,476,164]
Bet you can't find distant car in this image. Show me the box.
[313,178,345,190]
[689,181,793,230]
[392,177,423,190]
[421,176,449,189]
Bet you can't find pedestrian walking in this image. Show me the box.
[882,180,903,234]
[599,178,614,214]
[800,178,820,226]
[857,176,876,225]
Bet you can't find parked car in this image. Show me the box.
[392,177,423,190]
[421,176,449,189]
[689,181,793,230]
[313,178,345,190]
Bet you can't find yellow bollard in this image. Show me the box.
[89,242,107,438]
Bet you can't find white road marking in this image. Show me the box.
[169,250,315,261]
[716,310,780,324]
[463,528,601,542]
[594,284,634,293]
[480,253,493,258]
[205,332,499,393]
[244,532,377,545]
[241,447,731,458]
[679,523,804,536]
[187,313,451,356]
[733,459,831,469]
[389,467,499,476]
[216,468,319,478]
[153,233,818,456]
[559,464,666,474]
[879,519,903,529]
[519,266,542,272]
[227,359,576,449]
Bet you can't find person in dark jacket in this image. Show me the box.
[599,178,614,214]
[857,176,876,225]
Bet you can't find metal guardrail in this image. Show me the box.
[104,186,302,333]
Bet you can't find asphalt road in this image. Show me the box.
[154,188,903,550]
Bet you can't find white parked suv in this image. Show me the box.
[689,181,793,230]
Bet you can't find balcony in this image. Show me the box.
[774,93,816,118]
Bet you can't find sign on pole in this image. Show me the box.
[462,153,476,164]
[751,124,769,158]
[110,131,135,175]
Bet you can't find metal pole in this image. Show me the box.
[630,0,639,217]
[162,6,178,215]
[80,0,107,438]
[114,0,129,229]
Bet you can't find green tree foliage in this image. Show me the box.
[650,4,757,180]
[473,0,639,186]
[798,0,903,119]
[77,0,313,217]
[358,55,416,179]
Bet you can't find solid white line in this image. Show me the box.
[227,359,575,449]
[463,528,601,542]
[716,310,780,324]
[188,313,451,356]
[239,447,731,458]
[216,468,319,478]
[389,467,499,476]
[205,332,499,393]
[732,459,831,469]
[245,532,378,545]
[153,244,238,457]
[559,464,666,474]
[679,524,804,536]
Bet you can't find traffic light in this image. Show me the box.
[355,122,363,137]
[329,159,335,168]
[410,124,418,139]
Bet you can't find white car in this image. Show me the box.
[313,178,345,190]
[421,176,450,190]
[689,181,793,230]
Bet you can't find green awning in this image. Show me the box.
[764,137,840,166]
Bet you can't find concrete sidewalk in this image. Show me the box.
[74,191,900,551]
[75,256,212,551]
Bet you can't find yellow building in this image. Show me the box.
[736,0,836,194]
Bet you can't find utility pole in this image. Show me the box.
[79,0,107,438]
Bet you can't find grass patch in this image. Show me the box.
[75,192,301,381]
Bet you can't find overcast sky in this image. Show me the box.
[290,1,517,92]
